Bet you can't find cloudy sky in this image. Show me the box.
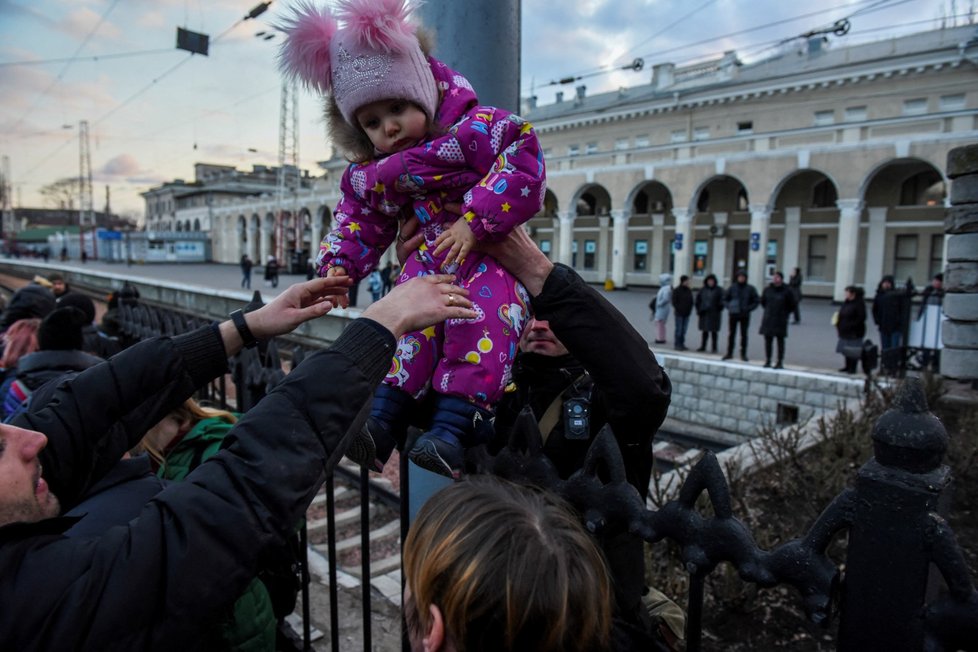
[0,0,963,219]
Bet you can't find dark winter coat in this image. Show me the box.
[2,349,104,418]
[724,280,760,316]
[759,284,796,337]
[671,285,694,318]
[872,287,909,335]
[695,284,724,332]
[495,263,671,497]
[0,284,56,331]
[836,297,867,341]
[788,271,803,304]
[0,320,393,650]
[494,264,671,641]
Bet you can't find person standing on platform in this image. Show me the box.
[722,269,759,362]
[240,254,253,289]
[758,271,796,369]
[788,266,803,324]
[671,275,693,351]
[835,285,866,374]
[264,255,279,289]
[872,275,909,376]
[695,273,723,353]
[650,273,672,344]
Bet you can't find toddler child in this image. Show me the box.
[279,0,545,478]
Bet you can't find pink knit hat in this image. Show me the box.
[278,0,438,126]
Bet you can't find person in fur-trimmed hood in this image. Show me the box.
[278,0,546,479]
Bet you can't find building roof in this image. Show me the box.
[524,25,978,125]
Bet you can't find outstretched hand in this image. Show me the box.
[248,276,353,339]
[480,226,553,297]
[362,274,476,339]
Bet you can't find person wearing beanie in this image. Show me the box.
[278,0,546,479]
[2,307,103,419]
[0,283,56,333]
[722,269,760,361]
[57,292,123,359]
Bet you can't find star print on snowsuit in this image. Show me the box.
[316,56,546,408]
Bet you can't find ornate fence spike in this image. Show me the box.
[872,376,948,473]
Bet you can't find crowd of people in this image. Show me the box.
[0,1,952,648]
[649,265,943,374]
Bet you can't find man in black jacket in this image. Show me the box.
[0,274,472,650]
[486,228,674,648]
[722,269,760,362]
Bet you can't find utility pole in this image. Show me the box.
[79,120,96,259]
[1,155,14,253]
[275,78,300,266]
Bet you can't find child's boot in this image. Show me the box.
[346,384,414,472]
[408,395,493,479]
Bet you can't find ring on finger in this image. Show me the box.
[447,294,455,305]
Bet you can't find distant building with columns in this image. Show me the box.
[149,26,976,299]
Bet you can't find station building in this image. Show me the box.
[154,25,978,299]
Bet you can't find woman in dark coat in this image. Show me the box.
[758,271,796,368]
[695,274,723,353]
[835,285,866,374]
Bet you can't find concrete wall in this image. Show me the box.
[659,353,865,444]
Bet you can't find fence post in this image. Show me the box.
[837,378,949,650]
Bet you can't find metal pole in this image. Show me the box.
[416,0,521,113]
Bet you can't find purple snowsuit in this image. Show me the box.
[317,57,546,408]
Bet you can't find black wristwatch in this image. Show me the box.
[229,308,259,348]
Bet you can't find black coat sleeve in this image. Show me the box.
[531,264,671,488]
[0,320,394,651]
[16,326,228,510]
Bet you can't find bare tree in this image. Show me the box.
[39,177,80,210]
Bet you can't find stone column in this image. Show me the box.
[557,210,574,267]
[834,199,865,302]
[260,215,272,264]
[711,211,729,280]
[864,207,888,292]
[782,206,801,278]
[597,215,611,281]
[309,210,323,264]
[943,145,978,380]
[672,207,693,279]
[550,216,561,260]
[651,213,665,280]
[748,204,771,285]
[610,208,632,288]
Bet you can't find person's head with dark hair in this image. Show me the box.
[678,275,689,286]
[47,274,69,298]
[772,270,784,285]
[56,293,96,325]
[403,476,612,652]
[704,273,717,287]
[0,284,56,331]
[735,269,747,283]
[37,307,87,352]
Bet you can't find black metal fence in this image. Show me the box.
[113,290,978,652]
